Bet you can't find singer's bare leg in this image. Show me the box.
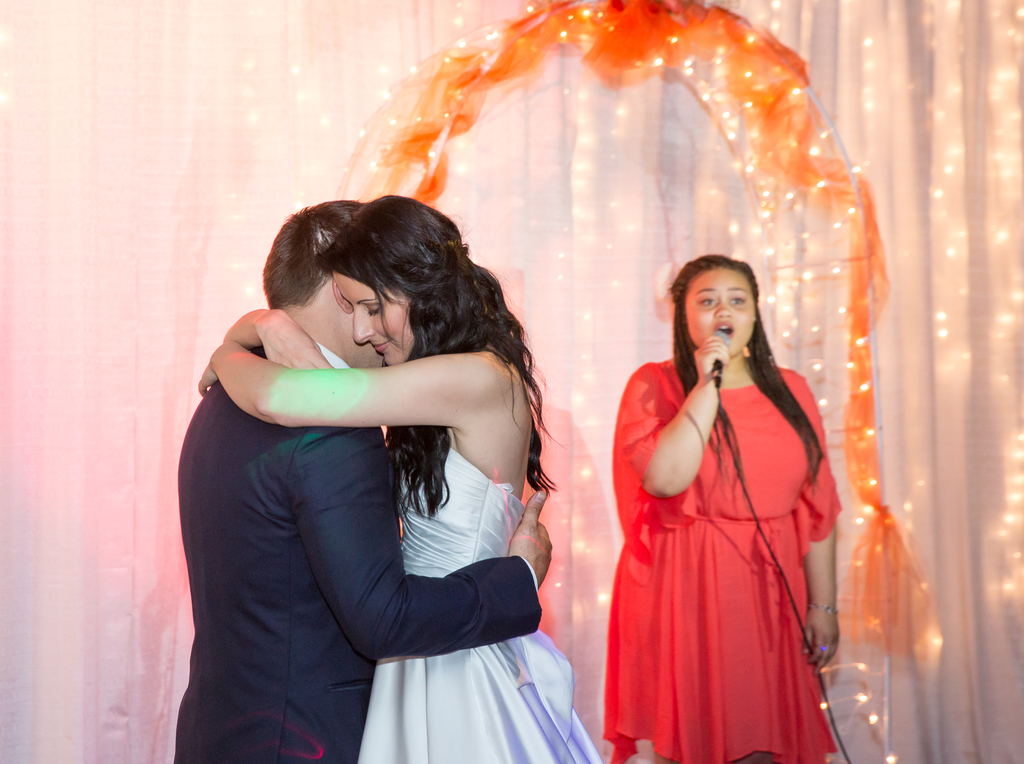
[733,753,775,764]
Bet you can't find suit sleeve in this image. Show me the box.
[287,426,541,659]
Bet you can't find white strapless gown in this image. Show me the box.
[357,450,604,764]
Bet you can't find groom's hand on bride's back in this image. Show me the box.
[510,491,552,588]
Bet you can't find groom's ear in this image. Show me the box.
[332,279,354,314]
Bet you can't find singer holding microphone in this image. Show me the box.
[604,256,841,764]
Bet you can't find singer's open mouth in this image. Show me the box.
[716,325,734,336]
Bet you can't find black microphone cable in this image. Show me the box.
[716,399,854,764]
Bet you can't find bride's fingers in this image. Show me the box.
[198,362,219,396]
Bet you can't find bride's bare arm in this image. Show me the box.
[223,310,268,349]
[199,310,331,396]
[210,342,506,431]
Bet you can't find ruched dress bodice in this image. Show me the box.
[399,450,523,577]
[357,450,602,764]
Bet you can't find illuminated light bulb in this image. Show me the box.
[747,35,756,43]
[853,165,862,173]
[937,311,946,320]
[839,306,847,313]
[803,271,812,280]
[834,222,842,229]
[359,130,366,137]
[783,331,790,337]
[856,337,866,345]
[762,212,771,218]
[428,150,436,158]
[860,383,870,392]
[869,478,877,485]
[292,66,300,74]
[792,87,801,95]
[389,119,397,125]
[745,71,753,77]
[702,93,710,101]
[670,36,677,42]
[654,57,663,66]
[813,363,822,370]
[369,161,377,168]
[938,329,948,337]
[887,756,898,764]
[810,147,821,156]
[560,30,567,37]
[555,582,561,587]
[833,267,841,274]
[746,165,755,173]
[786,192,794,199]
[818,398,827,407]
[766,247,775,255]
[745,101,753,107]
[934,189,944,198]
[685,67,694,75]
[382,91,390,99]
[855,517,865,525]
[527,5,534,11]
[684,59,693,67]
[869,714,879,724]
[947,247,956,256]
[857,694,868,702]
[820,702,828,710]
[727,132,736,140]
[598,592,609,603]
[944,164,953,173]
[848,207,857,214]
[817,180,826,188]
[867,429,875,435]
[864,38,873,46]
[767,295,776,303]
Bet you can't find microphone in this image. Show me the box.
[711,328,731,389]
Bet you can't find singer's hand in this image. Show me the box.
[694,333,731,385]
[803,607,839,674]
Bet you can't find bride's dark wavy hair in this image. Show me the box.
[671,255,823,482]
[320,195,554,517]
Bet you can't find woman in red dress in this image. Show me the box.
[604,255,841,764]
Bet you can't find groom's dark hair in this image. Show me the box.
[263,200,363,309]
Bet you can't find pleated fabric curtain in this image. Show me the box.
[0,1,1022,762]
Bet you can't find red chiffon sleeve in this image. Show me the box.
[612,362,697,573]
[781,369,842,553]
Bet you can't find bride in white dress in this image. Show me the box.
[208,195,603,764]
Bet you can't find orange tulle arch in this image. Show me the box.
[341,0,931,654]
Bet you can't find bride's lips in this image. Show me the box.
[373,341,389,355]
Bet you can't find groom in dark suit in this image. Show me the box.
[175,201,549,764]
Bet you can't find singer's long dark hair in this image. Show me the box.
[670,255,823,482]
[320,195,554,517]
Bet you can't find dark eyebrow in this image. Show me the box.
[356,298,379,305]
[696,287,749,294]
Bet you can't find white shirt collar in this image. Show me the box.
[317,343,350,370]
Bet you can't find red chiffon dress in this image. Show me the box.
[604,361,840,764]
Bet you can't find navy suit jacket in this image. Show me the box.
[175,381,541,764]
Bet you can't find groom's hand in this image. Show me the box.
[510,491,552,588]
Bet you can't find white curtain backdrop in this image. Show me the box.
[0,0,1022,762]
